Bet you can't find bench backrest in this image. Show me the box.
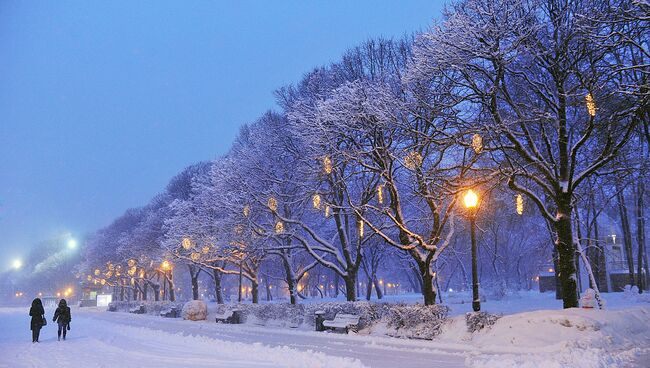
[215,310,234,317]
[333,313,360,324]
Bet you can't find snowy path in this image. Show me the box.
[0,308,466,368]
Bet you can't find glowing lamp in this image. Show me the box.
[585,93,597,117]
[404,151,423,170]
[471,134,483,153]
[463,190,479,208]
[312,194,322,209]
[516,194,524,215]
[377,185,384,204]
[323,156,333,174]
[161,260,171,270]
[275,221,285,234]
[267,197,278,211]
[12,259,22,270]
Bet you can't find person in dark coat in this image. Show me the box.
[53,299,71,341]
[29,298,46,343]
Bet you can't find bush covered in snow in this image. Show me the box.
[108,300,184,315]
[213,301,449,338]
[384,304,449,340]
[465,311,501,332]
[182,300,208,321]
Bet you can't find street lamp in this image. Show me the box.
[12,259,23,270]
[463,189,481,312]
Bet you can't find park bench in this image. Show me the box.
[129,305,145,314]
[322,313,360,334]
[160,306,179,318]
[215,310,238,324]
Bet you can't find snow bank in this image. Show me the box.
[454,307,650,368]
[182,300,208,321]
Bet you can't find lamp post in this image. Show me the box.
[160,260,174,301]
[464,189,480,312]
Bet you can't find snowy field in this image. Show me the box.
[1,291,649,368]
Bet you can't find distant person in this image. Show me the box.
[29,298,46,343]
[53,299,71,341]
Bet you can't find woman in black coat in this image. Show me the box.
[29,298,46,343]
[53,299,71,341]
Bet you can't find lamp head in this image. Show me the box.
[463,189,479,208]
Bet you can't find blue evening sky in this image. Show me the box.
[0,1,443,266]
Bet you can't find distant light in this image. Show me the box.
[548,268,554,273]
[67,239,77,249]
[12,259,22,270]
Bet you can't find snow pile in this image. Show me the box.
[459,307,650,368]
[623,285,650,304]
[182,300,208,321]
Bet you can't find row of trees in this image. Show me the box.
[80,0,648,308]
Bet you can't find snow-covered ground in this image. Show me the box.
[1,291,649,368]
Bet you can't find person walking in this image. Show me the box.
[53,299,71,341]
[29,298,46,343]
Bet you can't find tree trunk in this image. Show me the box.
[573,212,584,293]
[212,269,224,304]
[265,277,272,301]
[191,274,199,300]
[143,282,148,300]
[238,264,243,302]
[168,272,175,302]
[344,269,357,302]
[555,203,578,308]
[373,276,383,299]
[617,190,636,287]
[251,279,259,304]
[365,276,373,300]
[281,254,297,304]
[153,283,160,301]
[636,182,646,292]
[418,259,436,305]
[334,274,340,298]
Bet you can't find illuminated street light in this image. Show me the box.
[67,238,77,249]
[12,259,22,270]
[464,189,481,312]
[161,260,172,271]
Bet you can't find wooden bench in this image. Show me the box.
[215,310,237,324]
[129,305,145,314]
[322,313,360,334]
[160,307,179,318]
